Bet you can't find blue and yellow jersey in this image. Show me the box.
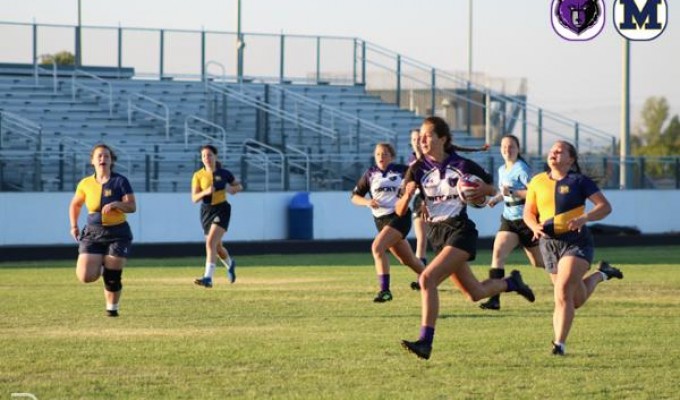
[75,172,134,226]
[526,171,599,237]
[192,167,236,205]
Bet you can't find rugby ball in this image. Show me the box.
[456,174,488,208]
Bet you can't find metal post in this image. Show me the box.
[236,0,244,82]
[361,41,366,86]
[117,26,122,75]
[200,30,206,81]
[468,0,473,82]
[466,81,472,136]
[430,68,436,116]
[76,0,82,67]
[537,109,543,156]
[316,36,321,84]
[521,105,527,149]
[159,29,164,79]
[574,122,580,152]
[396,55,401,107]
[279,34,285,83]
[620,39,631,189]
[352,38,357,85]
[32,23,37,68]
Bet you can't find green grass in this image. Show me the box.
[1,246,680,399]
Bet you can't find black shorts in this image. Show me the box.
[412,196,426,219]
[78,222,133,258]
[200,202,231,234]
[539,228,594,274]
[499,216,539,248]
[374,210,412,239]
[428,216,478,261]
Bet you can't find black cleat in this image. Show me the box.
[479,297,500,310]
[598,261,623,280]
[106,310,119,317]
[509,270,535,303]
[552,342,565,356]
[401,339,432,360]
[194,277,213,288]
[373,290,393,303]
[410,281,421,291]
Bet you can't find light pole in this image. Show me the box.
[236,0,244,82]
[467,0,473,81]
[76,0,82,66]
[620,39,631,189]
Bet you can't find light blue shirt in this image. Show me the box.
[497,160,532,221]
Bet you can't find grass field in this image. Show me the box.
[2,246,680,399]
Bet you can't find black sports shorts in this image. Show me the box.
[428,216,478,261]
[499,216,539,248]
[200,202,232,234]
[374,210,412,239]
[79,222,133,258]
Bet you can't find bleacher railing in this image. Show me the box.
[128,92,170,140]
[0,20,616,157]
[72,68,113,116]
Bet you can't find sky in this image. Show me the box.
[2,0,678,139]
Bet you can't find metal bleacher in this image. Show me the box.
[1,63,462,192]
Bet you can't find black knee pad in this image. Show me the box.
[103,268,123,292]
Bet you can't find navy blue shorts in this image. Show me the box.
[374,210,412,239]
[78,222,133,258]
[200,202,231,234]
[539,229,594,274]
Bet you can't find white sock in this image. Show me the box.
[599,271,609,281]
[106,303,119,311]
[204,263,216,278]
[554,341,565,351]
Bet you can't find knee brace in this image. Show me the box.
[102,268,123,292]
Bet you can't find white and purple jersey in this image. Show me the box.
[405,152,492,223]
[497,159,532,221]
[352,163,408,218]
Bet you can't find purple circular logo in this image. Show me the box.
[552,0,606,41]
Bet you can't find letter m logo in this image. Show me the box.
[614,0,668,40]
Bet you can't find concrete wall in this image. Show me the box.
[0,191,678,246]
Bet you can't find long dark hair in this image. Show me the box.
[200,144,222,169]
[422,116,489,153]
[90,143,117,176]
[557,140,582,174]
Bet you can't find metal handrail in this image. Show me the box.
[285,144,310,192]
[206,83,337,140]
[240,139,284,192]
[71,69,114,115]
[34,62,58,93]
[269,85,396,144]
[0,110,42,149]
[128,92,170,140]
[184,115,229,155]
[204,60,226,88]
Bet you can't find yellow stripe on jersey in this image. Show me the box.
[527,171,591,237]
[75,174,130,226]
[192,168,232,205]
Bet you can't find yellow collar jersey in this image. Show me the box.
[192,167,236,205]
[75,172,134,226]
[526,171,599,237]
